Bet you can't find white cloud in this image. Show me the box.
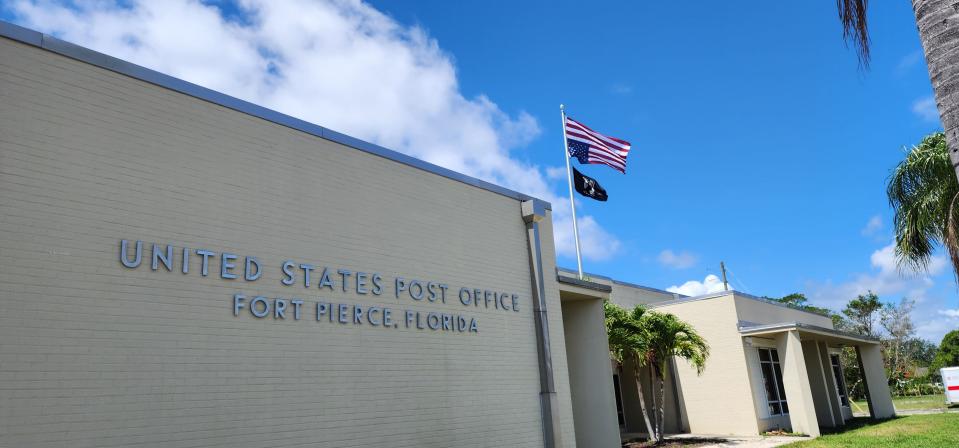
[861,215,882,236]
[912,96,940,123]
[810,241,946,308]
[657,249,698,269]
[553,213,621,261]
[809,243,949,332]
[667,274,728,297]
[6,0,620,261]
[939,309,959,318]
[871,240,947,279]
[916,311,959,342]
[805,240,959,342]
[545,166,567,181]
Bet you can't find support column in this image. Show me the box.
[801,340,836,428]
[817,342,844,426]
[561,298,621,448]
[775,330,820,437]
[522,200,561,448]
[856,344,895,419]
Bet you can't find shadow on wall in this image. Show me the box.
[617,358,690,437]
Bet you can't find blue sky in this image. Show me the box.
[3,0,956,341]
[367,0,955,335]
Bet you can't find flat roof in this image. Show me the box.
[739,321,879,345]
[556,275,613,293]
[555,267,682,298]
[648,290,833,318]
[554,269,834,320]
[0,20,551,211]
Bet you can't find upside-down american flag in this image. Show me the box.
[565,117,631,173]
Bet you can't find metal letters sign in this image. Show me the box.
[119,240,524,333]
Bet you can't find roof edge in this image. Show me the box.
[0,20,551,210]
[732,290,833,317]
[649,289,832,318]
[555,267,684,297]
[556,275,613,293]
[739,321,880,344]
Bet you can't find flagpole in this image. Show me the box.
[560,104,584,280]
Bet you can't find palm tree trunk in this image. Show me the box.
[913,1,959,181]
[649,367,659,441]
[632,361,654,441]
[655,364,667,443]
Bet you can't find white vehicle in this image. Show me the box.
[943,366,959,406]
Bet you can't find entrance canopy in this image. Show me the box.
[739,320,893,435]
[738,321,880,347]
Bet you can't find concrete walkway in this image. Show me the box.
[667,434,809,448]
[623,433,809,448]
[853,407,959,417]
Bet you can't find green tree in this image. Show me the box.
[881,298,916,381]
[642,312,709,442]
[903,337,939,367]
[766,292,832,316]
[842,292,883,337]
[777,293,809,308]
[605,302,654,439]
[832,313,853,332]
[931,330,959,371]
[829,314,866,400]
[888,132,959,281]
[839,293,883,399]
[604,303,709,443]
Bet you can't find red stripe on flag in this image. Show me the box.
[567,130,630,155]
[566,122,631,151]
[566,118,631,147]
[564,115,633,173]
[565,121,631,151]
[588,155,626,173]
[587,151,626,169]
[588,145,627,162]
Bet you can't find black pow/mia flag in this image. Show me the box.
[572,166,608,202]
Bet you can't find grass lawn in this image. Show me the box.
[850,394,951,414]
[783,414,959,447]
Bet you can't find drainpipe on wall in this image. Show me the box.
[522,199,560,448]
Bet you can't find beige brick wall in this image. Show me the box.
[733,296,833,328]
[0,36,570,447]
[608,282,675,310]
[651,296,761,436]
[556,269,676,310]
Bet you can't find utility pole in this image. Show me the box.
[720,261,729,292]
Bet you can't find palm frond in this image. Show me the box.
[837,0,871,68]
[946,191,959,284]
[605,301,651,365]
[887,132,959,279]
[641,312,710,375]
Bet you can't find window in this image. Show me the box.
[758,348,789,416]
[830,354,850,407]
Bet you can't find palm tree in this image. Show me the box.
[642,312,709,443]
[604,301,654,440]
[605,302,709,443]
[910,1,959,183]
[835,1,959,186]
[888,132,959,279]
